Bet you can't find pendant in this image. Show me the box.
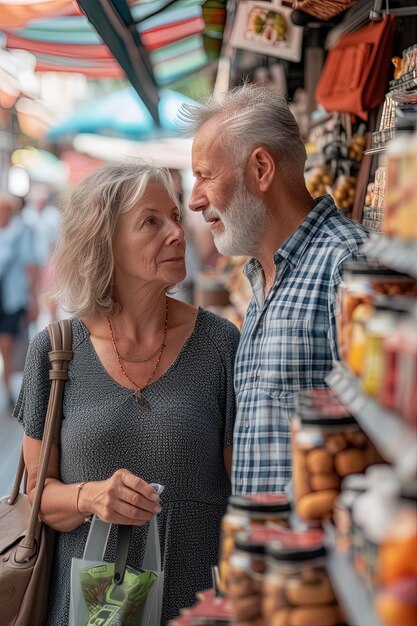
[134,389,149,408]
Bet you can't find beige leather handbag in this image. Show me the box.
[0,319,72,626]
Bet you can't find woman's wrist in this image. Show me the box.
[76,481,93,522]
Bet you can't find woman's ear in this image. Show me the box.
[247,147,276,192]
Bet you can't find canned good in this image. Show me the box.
[263,536,344,626]
[219,494,290,594]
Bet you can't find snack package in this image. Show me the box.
[80,563,156,626]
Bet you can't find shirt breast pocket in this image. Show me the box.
[258,319,312,394]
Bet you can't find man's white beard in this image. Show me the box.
[210,174,267,257]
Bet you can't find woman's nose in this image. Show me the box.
[166,220,185,244]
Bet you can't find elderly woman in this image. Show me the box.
[14,162,240,625]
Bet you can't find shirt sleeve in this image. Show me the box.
[13,329,52,440]
[219,325,240,448]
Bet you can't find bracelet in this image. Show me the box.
[76,482,92,523]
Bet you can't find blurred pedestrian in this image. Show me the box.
[23,183,61,327]
[0,193,38,411]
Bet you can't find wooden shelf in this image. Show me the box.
[325,364,417,478]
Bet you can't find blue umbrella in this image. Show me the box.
[47,87,194,140]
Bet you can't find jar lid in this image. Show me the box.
[234,527,288,555]
[298,405,356,426]
[342,259,410,278]
[228,493,291,513]
[267,536,326,562]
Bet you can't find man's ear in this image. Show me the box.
[247,147,276,192]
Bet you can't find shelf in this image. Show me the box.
[324,523,384,626]
[325,364,417,478]
[361,233,417,279]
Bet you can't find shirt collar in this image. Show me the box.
[243,194,337,277]
[274,194,337,268]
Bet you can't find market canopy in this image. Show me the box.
[0,0,227,123]
[47,86,195,140]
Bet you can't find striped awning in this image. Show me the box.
[0,1,227,85]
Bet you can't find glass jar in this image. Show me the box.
[334,473,368,554]
[397,315,417,429]
[292,401,380,522]
[186,593,234,626]
[377,482,417,594]
[337,260,417,373]
[263,538,344,626]
[361,313,397,397]
[352,465,399,589]
[228,527,287,626]
[218,494,291,594]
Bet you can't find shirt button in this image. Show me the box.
[245,422,250,430]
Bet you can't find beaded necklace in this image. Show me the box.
[107,298,168,404]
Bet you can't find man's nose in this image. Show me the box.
[188,181,207,213]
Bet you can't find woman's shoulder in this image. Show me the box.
[197,308,240,344]
[28,318,87,354]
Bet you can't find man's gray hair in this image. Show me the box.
[179,84,306,176]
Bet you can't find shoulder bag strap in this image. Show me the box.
[15,319,73,561]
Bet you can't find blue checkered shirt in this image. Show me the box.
[232,195,368,495]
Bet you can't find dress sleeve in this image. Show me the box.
[220,325,240,448]
[13,329,52,440]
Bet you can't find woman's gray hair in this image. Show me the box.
[50,160,178,319]
[179,84,306,177]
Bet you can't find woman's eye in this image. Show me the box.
[173,213,181,223]
[145,216,158,226]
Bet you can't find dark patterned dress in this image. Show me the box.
[15,309,239,625]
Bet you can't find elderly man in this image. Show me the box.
[181,84,368,494]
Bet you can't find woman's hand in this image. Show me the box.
[78,469,162,525]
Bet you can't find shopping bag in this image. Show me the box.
[69,515,164,626]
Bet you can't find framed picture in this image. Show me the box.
[230,0,303,63]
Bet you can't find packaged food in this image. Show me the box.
[334,473,368,553]
[396,314,417,429]
[292,399,381,522]
[352,465,399,589]
[228,527,287,626]
[383,124,417,240]
[375,482,417,626]
[333,174,357,213]
[305,166,334,198]
[218,494,290,594]
[263,535,344,626]
[361,313,397,396]
[337,259,417,373]
[375,297,417,412]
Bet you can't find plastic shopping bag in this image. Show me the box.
[69,511,164,626]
